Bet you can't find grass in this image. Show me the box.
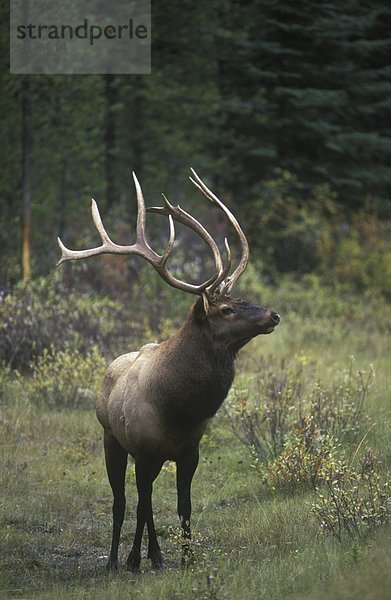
[1,297,390,599]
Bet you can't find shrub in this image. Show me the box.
[25,345,106,409]
[0,274,137,370]
[253,417,348,491]
[245,171,336,278]
[330,211,391,299]
[226,359,304,461]
[244,171,391,299]
[310,364,373,439]
[312,449,390,541]
[226,359,372,464]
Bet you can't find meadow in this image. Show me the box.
[1,277,390,599]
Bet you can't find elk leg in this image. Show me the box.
[176,448,199,565]
[146,461,166,570]
[126,456,164,572]
[104,430,128,572]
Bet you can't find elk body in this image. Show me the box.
[58,170,280,572]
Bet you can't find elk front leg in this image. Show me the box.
[126,456,164,572]
[104,430,128,572]
[176,448,199,566]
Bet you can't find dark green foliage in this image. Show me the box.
[0,0,390,284]
[243,171,391,292]
[243,171,336,277]
[230,0,391,206]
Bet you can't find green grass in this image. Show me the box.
[1,309,390,599]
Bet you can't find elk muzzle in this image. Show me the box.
[250,306,280,334]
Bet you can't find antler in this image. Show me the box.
[57,172,226,295]
[57,170,249,297]
[189,169,249,295]
[146,195,232,296]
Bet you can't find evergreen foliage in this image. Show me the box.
[0,0,390,283]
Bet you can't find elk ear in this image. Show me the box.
[192,293,210,320]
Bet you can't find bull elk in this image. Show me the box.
[57,169,280,572]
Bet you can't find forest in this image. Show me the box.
[0,1,390,599]
[0,0,390,286]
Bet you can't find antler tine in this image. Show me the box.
[189,168,249,294]
[132,172,149,247]
[57,174,173,269]
[57,199,127,266]
[208,238,232,295]
[91,198,114,245]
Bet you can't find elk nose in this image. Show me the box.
[271,311,280,324]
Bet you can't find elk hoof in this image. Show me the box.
[151,558,167,570]
[126,550,141,573]
[149,549,166,570]
[106,559,119,573]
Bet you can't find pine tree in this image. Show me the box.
[216,0,391,208]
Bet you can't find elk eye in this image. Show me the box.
[221,305,235,316]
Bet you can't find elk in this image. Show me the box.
[57,169,280,572]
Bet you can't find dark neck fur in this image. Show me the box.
[156,313,235,425]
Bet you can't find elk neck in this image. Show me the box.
[154,308,235,426]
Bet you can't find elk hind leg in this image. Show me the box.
[126,456,164,572]
[104,430,128,572]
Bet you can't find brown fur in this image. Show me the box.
[99,295,280,571]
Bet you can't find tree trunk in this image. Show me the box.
[21,77,31,281]
[105,74,117,208]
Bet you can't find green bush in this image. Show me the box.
[329,211,391,299]
[256,419,344,491]
[25,345,106,409]
[227,359,372,463]
[245,171,336,278]
[243,171,390,299]
[226,359,304,461]
[0,274,136,370]
[312,449,390,541]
